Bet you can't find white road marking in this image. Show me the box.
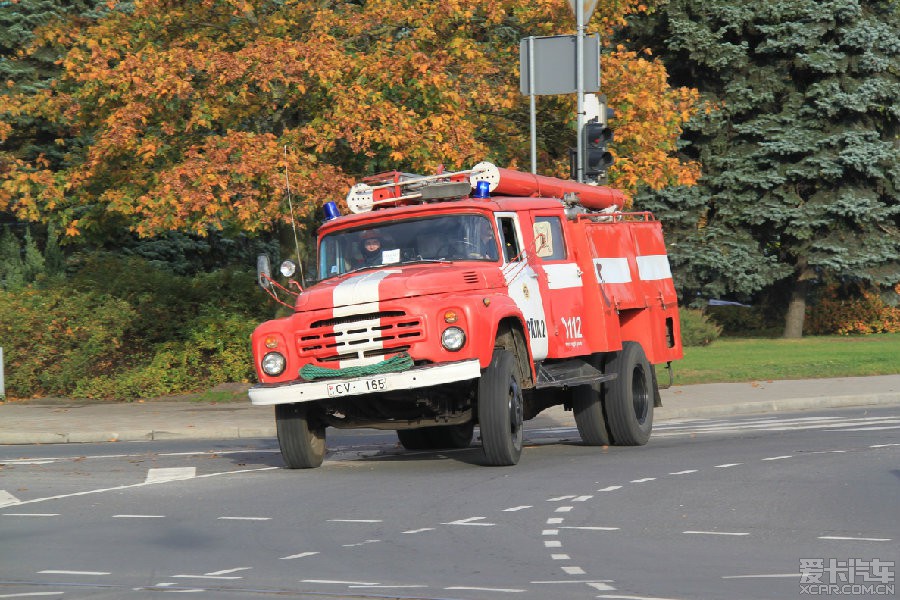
[205,567,251,576]
[9,467,278,507]
[562,566,586,575]
[572,495,593,502]
[342,539,380,547]
[722,573,800,579]
[546,517,564,524]
[588,582,617,591]
[145,467,196,484]
[831,425,900,431]
[818,536,892,542]
[544,540,562,548]
[281,552,319,560]
[561,526,620,531]
[172,575,242,580]
[555,506,573,513]
[402,528,435,534]
[714,463,742,468]
[328,519,382,523]
[531,579,614,584]
[0,593,66,598]
[630,478,656,483]
[551,554,570,560]
[302,579,380,586]
[39,570,110,576]
[217,516,271,521]
[548,495,577,501]
[503,505,533,511]
[683,530,749,536]
[543,529,559,535]
[445,586,525,593]
[871,443,900,448]
[3,513,58,517]
[349,585,428,589]
[669,470,697,475]
[597,595,686,600]
[443,517,495,526]
[0,490,21,508]
[598,485,623,491]
[762,456,792,461]
[0,460,56,465]
[113,514,165,519]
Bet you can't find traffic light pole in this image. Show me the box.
[575,0,585,183]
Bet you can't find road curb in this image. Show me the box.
[656,393,900,421]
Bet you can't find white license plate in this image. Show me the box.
[326,376,387,397]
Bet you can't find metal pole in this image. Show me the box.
[576,1,585,182]
[0,347,5,399]
[528,37,537,174]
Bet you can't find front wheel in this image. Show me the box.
[275,403,326,468]
[605,342,654,445]
[478,349,524,466]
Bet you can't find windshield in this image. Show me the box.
[318,214,499,280]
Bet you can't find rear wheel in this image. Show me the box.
[573,377,612,446]
[276,403,326,468]
[605,342,653,445]
[478,348,524,466]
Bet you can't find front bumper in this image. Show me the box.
[248,359,482,406]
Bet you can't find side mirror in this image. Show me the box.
[256,254,273,291]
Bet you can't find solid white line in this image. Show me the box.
[762,456,792,461]
[113,514,165,519]
[445,586,525,593]
[3,513,59,517]
[721,573,800,579]
[503,505,532,511]
[402,528,435,534]
[562,566,586,575]
[302,579,379,586]
[598,485,622,491]
[714,463,742,468]
[39,570,110,576]
[217,516,271,521]
[555,506,573,513]
[327,519,382,523]
[683,530,749,536]
[561,526,620,531]
[281,552,319,560]
[818,536,892,542]
[630,478,656,483]
[669,470,697,475]
[205,567,251,576]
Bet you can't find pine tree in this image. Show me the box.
[633,0,900,336]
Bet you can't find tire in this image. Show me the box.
[605,342,654,446]
[275,403,326,468]
[573,378,612,446]
[478,348,524,466]
[397,422,474,450]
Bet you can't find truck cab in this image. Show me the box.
[249,162,682,468]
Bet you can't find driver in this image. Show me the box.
[359,231,383,266]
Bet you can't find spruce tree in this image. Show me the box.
[633,0,900,336]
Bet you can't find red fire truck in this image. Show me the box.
[250,162,682,468]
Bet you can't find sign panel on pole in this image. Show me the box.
[567,0,599,21]
[519,34,600,96]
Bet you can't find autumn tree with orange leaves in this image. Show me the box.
[1,0,700,244]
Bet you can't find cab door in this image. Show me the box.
[526,211,588,358]
[495,212,549,361]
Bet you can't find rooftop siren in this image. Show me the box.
[345,161,624,214]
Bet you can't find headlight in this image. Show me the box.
[280,260,297,277]
[261,352,286,376]
[441,326,466,351]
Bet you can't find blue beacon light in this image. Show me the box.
[473,180,491,199]
[323,201,341,220]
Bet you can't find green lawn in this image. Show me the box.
[673,333,900,385]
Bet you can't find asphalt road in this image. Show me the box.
[1,406,898,600]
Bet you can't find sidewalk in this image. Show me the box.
[1,375,899,445]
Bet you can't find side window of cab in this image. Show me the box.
[497,217,522,262]
[533,216,566,261]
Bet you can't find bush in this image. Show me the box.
[679,308,723,346]
[806,286,900,335]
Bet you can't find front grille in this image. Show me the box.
[297,310,424,365]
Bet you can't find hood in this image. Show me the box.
[294,264,501,312]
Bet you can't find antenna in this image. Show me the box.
[282,145,305,286]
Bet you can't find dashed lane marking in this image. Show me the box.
[560,526,620,531]
[714,463,742,468]
[302,579,380,586]
[762,456,793,461]
[683,530,749,536]
[0,593,66,598]
[630,478,656,483]
[503,505,533,511]
[598,485,623,491]
[342,539,380,547]
[145,467,195,484]
[669,470,698,475]
[113,514,165,519]
[722,573,801,579]
[280,552,319,560]
[442,517,495,526]
[39,570,110,576]
[2,513,58,517]
[327,519,382,523]
[562,566,586,575]
[402,528,435,534]
[818,536,892,542]
[217,516,271,521]
[548,495,577,501]
[555,506,573,513]
[445,586,525,593]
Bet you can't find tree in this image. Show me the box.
[1,0,700,246]
[632,0,900,337]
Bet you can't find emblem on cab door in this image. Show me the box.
[522,284,530,299]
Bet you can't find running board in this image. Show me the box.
[534,359,617,390]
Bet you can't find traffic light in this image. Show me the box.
[582,119,614,182]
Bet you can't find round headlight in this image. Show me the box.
[280,260,297,278]
[261,352,286,376]
[441,326,466,352]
